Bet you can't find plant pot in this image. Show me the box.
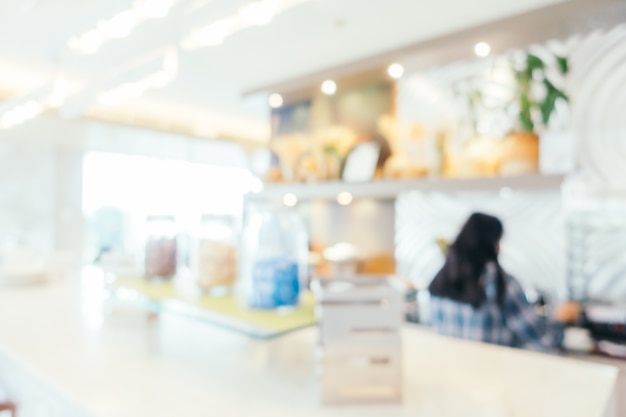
[498,132,540,176]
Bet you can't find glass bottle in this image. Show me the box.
[239,203,308,310]
[144,215,178,280]
[191,215,237,296]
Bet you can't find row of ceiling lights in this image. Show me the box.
[0,1,308,124]
[267,42,491,109]
[284,187,514,207]
[69,0,180,54]
[0,48,178,129]
[267,62,405,109]
[0,0,311,130]
[2,0,495,130]
[69,0,311,54]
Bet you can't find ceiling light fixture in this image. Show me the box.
[182,0,313,51]
[96,49,178,107]
[0,100,42,129]
[387,63,404,79]
[239,0,277,26]
[183,19,235,49]
[70,30,104,55]
[337,192,353,206]
[0,78,79,129]
[283,193,298,207]
[134,0,173,19]
[53,48,177,119]
[268,93,283,108]
[474,41,491,58]
[321,80,337,96]
[99,10,137,39]
[68,0,179,54]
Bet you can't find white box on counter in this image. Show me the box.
[312,276,404,405]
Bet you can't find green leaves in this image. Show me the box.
[519,92,534,133]
[525,53,545,78]
[556,56,569,74]
[541,79,569,125]
[515,52,569,132]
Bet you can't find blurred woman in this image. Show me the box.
[428,212,579,351]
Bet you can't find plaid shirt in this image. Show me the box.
[429,266,564,352]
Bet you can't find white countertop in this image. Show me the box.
[0,269,618,417]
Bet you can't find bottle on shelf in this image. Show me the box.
[239,203,308,310]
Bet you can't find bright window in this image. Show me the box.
[82,151,254,263]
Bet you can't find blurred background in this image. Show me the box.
[0,0,625,304]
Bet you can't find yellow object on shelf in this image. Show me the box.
[110,278,316,339]
[498,132,540,176]
[357,253,397,275]
[441,133,540,178]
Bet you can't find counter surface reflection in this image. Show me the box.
[0,269,617,417]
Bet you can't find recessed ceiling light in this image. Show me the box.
[269,93,283,108]
[283,193,298,207]
[387,63,404,79]
[474,42,491,57]
[337,191,353,206]
[321,80,337,96]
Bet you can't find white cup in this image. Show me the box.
[564,327,595,354]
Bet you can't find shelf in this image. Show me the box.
[245,174,565,202]
[107,278,316,339]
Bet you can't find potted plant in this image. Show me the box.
[499,52,569,176]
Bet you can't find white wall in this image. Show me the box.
[0,115,248,264]
[0,138,57,253]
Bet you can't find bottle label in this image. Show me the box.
[249,258,300,309]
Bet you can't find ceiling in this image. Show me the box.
[0,0,571,143]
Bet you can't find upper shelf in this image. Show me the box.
[245,174,566,202]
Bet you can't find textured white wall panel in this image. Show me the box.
[395,189,566,296]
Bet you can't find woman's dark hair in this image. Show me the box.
[429,212,506,308]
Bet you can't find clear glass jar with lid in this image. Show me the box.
[191,214,238,296]
[144,215,178,280]
[239,202,308,310]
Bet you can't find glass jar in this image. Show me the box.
[191,215,237,296]
[144,215,178,280]
[239,203,308,310]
